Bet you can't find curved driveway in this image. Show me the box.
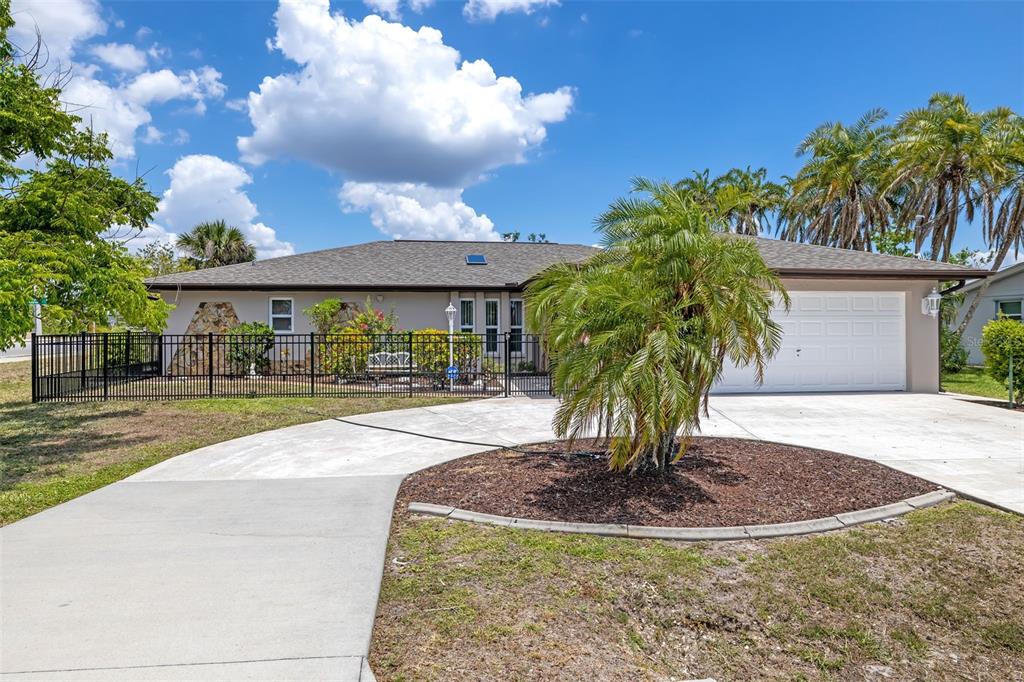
[1,393,1020,681]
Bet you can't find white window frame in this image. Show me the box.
[459,298,475,334]
[997,299,1023,321]
[269,297,294,333]
[509,298,524,353]
[484,299,500,353]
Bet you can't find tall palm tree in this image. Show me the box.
[779,108,894,251]
[526,178,787,475]
[956,115,1024,335]
[891,93,1015,262]
[176,220,256,268]
[716,166,786,235]
[675,167,785,235]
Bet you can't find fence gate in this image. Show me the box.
[31,331,552,403]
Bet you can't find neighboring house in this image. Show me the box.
[146,237,985,394]
[955,261,1024,365]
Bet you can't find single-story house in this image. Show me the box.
[146,237,986,394]
[954,261,1024,365]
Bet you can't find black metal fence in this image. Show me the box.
[31,331,551,402]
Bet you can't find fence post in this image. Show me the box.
[30,332,37,403]
[1010,354,1015,409]
[504,332,511,397]
[103,333,109,400]
[157,333,164,376]
[80,330,87,393]
[124,329,131,375]
[408,331,413,397]
[309,332,316,397]
[208,332,214,397]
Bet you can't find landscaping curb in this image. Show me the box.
[407,489,956,541]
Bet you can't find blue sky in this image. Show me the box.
[10,0,1024,257]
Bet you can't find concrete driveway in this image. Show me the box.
[701,392,1023,515]
[1,393,1020,681]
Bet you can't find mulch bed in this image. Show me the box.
[397,437,939,527]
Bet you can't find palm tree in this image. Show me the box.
[675,167,784,235]
[716,166,786,235]
[526,178,787,475]
[780,108,895,251]
[955,115,1024,335]
[891,93,1015,262]
[176,220,256,268]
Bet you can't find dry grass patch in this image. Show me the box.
[372,501,1024,681]
[0,361,464,524]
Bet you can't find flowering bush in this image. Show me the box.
[319,328,372,377]
[348,297,398,336]
[411,329,483,375]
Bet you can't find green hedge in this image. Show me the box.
[981,317,1024,405]
[226,321,275,375]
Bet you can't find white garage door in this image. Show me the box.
[715,291,906,393]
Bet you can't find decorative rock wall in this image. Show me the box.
[167,302,241,376]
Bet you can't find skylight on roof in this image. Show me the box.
[465,254,487,265]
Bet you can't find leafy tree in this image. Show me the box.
[176,220,256,268]
[346,297,398,335]
[780,108,895,251]
[527,178,787,474]
[134,242,194,277]
[0,2,168,349]
[891,93,1016,262]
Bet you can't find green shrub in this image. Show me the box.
[320,328,371,377]
[981,318,1024,404]
[411,329,483,376]
[225,321,275,375]
[940,327,969,373]
[348,297,398,336]
[304,299,356,334]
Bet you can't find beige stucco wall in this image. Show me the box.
[158,289,524,336]
[781,278,940,392]
[158,278,941,392]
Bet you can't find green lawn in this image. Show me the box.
[0,361,464,525]
[372,502,1024,681]
[942,366,1009,401]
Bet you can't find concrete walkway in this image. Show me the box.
[2,394,1021,681]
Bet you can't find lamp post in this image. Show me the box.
[445,303,456,391]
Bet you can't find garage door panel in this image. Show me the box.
[715,291,906,394]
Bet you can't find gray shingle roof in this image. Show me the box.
[147,240,599,290]
[147,237,987,290]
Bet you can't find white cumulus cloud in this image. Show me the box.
[340,182,500,241]
[463,0,559,22]
[61,66,225,158]
[9,0,105,62]
[363,0,402,20]
[151,155,294,259]
[239,1,573,187]
[89,42,148,72]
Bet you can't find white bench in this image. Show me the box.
[366,351,414,377]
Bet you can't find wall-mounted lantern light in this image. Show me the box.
[921,288,942,317]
